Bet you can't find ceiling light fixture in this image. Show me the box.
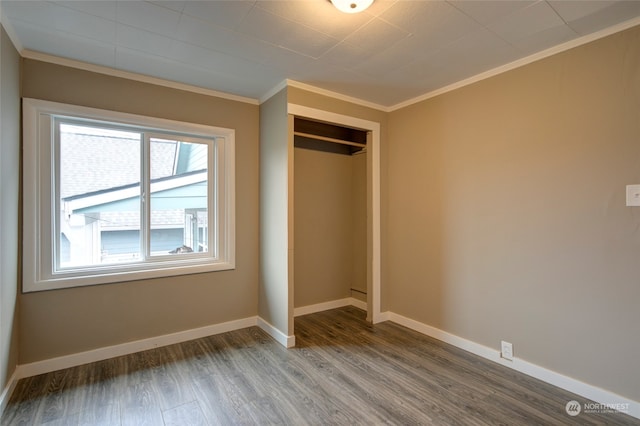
[331,0,374,14]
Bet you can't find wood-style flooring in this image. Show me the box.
[2,306,638,425]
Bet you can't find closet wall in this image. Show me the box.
[293,127,367,309]
[259,88,292,337]
[0,22,21,393]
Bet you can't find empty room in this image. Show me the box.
[0,0,639,424]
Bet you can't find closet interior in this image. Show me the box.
[293,117,368,309]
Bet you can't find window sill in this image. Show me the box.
[23,260,235,293]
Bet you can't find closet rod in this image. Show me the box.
[293,131,366,148]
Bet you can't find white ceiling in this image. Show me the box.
[2,0,640,108]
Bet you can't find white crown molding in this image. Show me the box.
[260,17,640,112]
[0,9,24,53]
[262,18,640,113]
[389,16,640,112]
[20,50,260,105]
[260,79,289,104]
[11,17,640,114]
[284,79,390,112]
[386,311,640,420]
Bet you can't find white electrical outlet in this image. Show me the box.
[627,185,640,207]
[501,341,514,361]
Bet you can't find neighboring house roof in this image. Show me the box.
[59,124,210,228]
[64,174,208,230]
[60,124,202,199]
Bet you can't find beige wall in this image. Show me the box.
[387,25,640,401]
[20,59,260,363]
[0,24,20,390]
[258,88,293,335]
[294,146,365,307]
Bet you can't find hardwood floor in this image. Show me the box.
[2,306,638,425]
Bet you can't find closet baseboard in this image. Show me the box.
[350,297,367,311]
[257,317,295,348]
[294,297,366,317]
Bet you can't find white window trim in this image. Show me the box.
[23,98,235,292]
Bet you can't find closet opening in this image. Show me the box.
[293,116,369,314]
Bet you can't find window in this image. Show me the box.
[23,99,235,292]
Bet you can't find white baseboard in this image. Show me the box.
[13,297,364,382]
[385,311,640,420]
[377,311,390,322]
[16,316,258,380]
[0,369,19,416]
[257,317,295,348]
[294,297,358,317]
[349,297,367,311]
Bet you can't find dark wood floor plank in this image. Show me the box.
[77,401,120,426]
[41,411,80,426]
[190,373,251,425]
[148,346,197,412]
[118,379,163,426]
[2,306,638,426]
[162,400,207,426]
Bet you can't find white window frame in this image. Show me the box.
[23,98,235,292]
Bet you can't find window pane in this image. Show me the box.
[149,137,209,255]
[58,123,141,268]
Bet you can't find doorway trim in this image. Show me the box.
[287,104,382,324]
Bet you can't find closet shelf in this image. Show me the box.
[294,131,366,148]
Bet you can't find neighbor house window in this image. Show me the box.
[23,99,235,292]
